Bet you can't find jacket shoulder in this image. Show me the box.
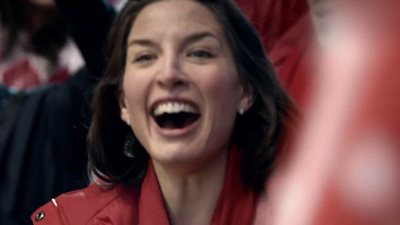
[31,183,139,225]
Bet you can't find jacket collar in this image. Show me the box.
[32,145,269,224]
[138,145,259,225]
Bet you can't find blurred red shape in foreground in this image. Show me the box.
[268,1,400,225]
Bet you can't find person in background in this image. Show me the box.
[235,0,313,108]
[0,0,115,224]
[0,0,84,90]
[32,0,293,224]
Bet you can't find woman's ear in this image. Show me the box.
[119,94,130,125]
[237,84,255,114]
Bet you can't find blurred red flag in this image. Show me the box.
[268,1,400,225]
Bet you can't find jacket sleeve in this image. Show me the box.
[31,200,64,225]
[31,183,140,225]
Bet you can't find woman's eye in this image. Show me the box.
[188,50,213,58]
[135,54,156,63]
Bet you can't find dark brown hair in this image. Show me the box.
[88,0,293,192]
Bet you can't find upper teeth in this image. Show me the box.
[153,102,199,116]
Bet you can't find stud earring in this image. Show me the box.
[126,119,131,126]
[239,108,244,115]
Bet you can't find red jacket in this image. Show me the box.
[31,183,271,225]
[32,146,271,225]
[31,183,138,224]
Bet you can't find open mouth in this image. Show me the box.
[152,102,200,129]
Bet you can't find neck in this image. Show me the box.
[152,148,229,225]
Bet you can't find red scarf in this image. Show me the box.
[138,145,258,225]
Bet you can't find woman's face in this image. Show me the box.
[119,0,252,172]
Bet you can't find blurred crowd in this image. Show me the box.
[1,0,399,224]
[0,0,83,90]
[1,0,117,224]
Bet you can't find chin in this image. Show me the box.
[152,145,200,162]
[148,139,229,175]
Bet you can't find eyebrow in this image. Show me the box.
[181,31,222,47]
[127,39,158,49]
[127,31,222,49]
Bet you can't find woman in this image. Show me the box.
[32,0,292,224]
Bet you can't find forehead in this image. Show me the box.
[128,0,223,40]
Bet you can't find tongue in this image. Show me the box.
[163,119,179,129]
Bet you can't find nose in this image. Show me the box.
[156,53,188,89]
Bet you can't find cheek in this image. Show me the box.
[193,64,241,98]
[195,65,241,137]
[123,80,139,109]
[122,72,152,147]
[122,71,149,118]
